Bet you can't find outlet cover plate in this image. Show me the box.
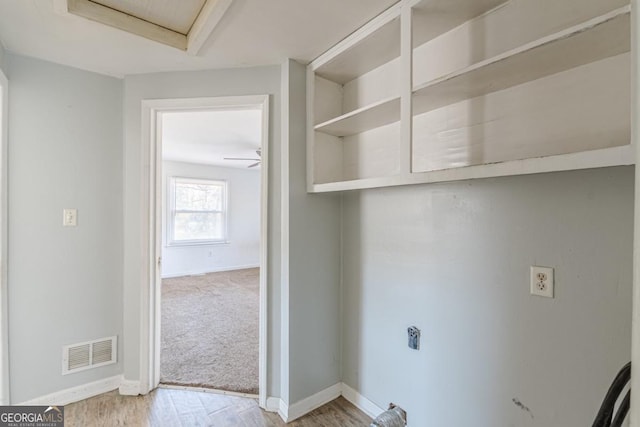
[530,266,554,298]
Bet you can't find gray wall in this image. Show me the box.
[341,167,633,427]
[0,44,5,72]
[6,54,123,403]
[282,60,342,404]
[123,66,282,396]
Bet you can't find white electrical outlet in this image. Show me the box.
[530,266,554,298]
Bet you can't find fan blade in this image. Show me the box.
[248,162,260,168]
[224,157,260,161]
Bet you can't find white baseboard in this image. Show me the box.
[341,382,385,420]
[18,375,122,406]
[275,382,386,423]
[285,382,342,423]
[275,383,385,423]
[118,379,141,396]
[265,397,282,413]
[161,264,260,279]
[278,398,289,423]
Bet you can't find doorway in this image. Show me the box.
[142,96,269,406]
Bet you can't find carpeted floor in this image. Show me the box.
[160,268,259,394]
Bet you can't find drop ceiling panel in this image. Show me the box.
[91,0,206,34]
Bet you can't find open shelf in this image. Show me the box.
[307,0,633,193]
[412,6,630,115]
[314,97,400,137]
[412,0,507,48]
[314,13,401,85]
[311,144,634,193]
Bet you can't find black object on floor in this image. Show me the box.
[592,362,631,427]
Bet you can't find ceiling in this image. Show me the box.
[0,0,398,77]
[161,108,262,169]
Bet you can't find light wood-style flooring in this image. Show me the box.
[65,387,372,426]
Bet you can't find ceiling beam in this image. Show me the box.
[187,0,235,55]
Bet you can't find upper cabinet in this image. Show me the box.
[307,0,632,193]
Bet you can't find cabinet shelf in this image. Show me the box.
[311,144,634,193]
[314,10,401,85]
[412,6,630,115]
[412,0,507,48]
[314,97,401,137]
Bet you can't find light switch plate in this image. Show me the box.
[63,209,77,227]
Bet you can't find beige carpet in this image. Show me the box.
[160,268,259,394]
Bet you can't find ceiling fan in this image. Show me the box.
[224,149,261,168]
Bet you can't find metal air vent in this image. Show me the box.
[62,336,117,375]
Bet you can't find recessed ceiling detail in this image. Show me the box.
[55,0,233,53]
[91,0,206,34]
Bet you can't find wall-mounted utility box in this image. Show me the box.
[408,326,420,350]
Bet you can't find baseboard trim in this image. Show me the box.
[265,397,282,413]
[275,383,386,423]
[341,383,385,420]
[285,382,342,423]
[118,379,141,396]
[278,398,289,422]
[18,375,122,406]
[161,264,260,279]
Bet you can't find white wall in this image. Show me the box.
[282,60,342,406]
[341,167,633,427]
[123,66,282,396]
[161,161,260,277]
[6,53,123,403]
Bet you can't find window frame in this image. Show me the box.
[167,176,229,246]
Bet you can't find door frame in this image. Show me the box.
[0,67,9,405]
[140,95,269,408]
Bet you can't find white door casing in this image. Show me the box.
[140,95,270,408]
[0,67,9,405]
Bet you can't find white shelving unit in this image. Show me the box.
[307,0,633,193]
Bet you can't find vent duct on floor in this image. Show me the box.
[62,336,117,375]
[371,404,407,427]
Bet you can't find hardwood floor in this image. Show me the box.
[65,388,372,426]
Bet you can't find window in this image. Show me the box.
[169,177,227,245]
